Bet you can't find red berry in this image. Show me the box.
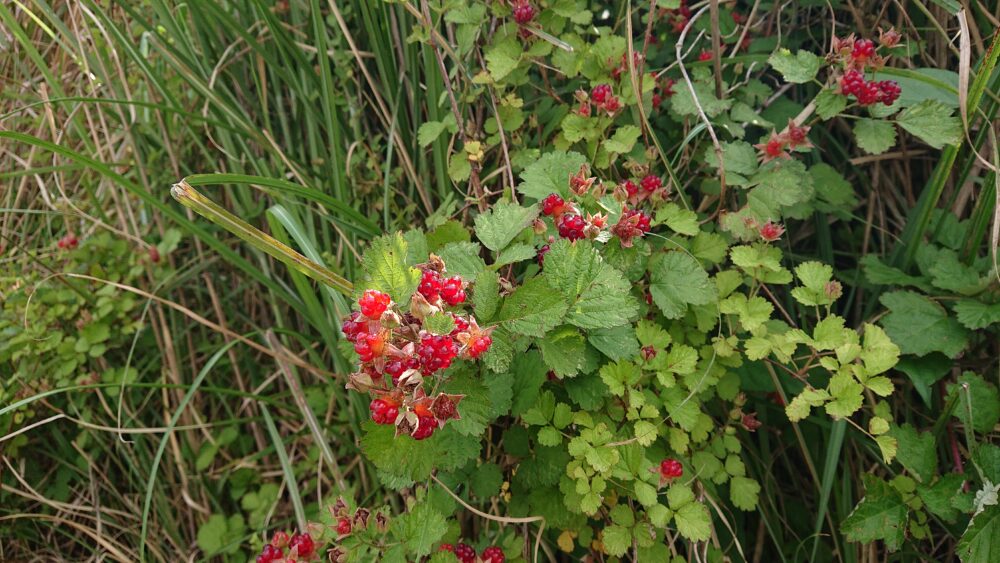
[482,546,506,563]
[640,174,662,193]
[765,138,784,158]
[57,234,78,250]
[541,193,566,216]
[440,544,455,552]
[440,276,466,306]
[537,244,550,266]
[758,220,785,242]
[370,398,399,425]
[856,80,880,106]
[383,357,418,384]
[411,414,438,440]
[450,313,470,335]
[467,335,493,359]
[852,38,875,61]
[611,208,652,248]
[591,84,612,104]
[354,332,385,362]
[270,531,290,548]
[659,458,683,479]
[257,544,283,563]
[341,311,368,343]
[289,533,316,558]
[337,517,352,535]
[149,246,161,263]
[622,180,639,198]
[512,1,535,25]
[698,50,712,62]
[419,270,443,301]
[418,334,459,374]
[454,543,477,563]
[603,95,621,113]
[358,289,391,319]
[877,80,901,105]
[557,213,586,241]
[840,70,864,96]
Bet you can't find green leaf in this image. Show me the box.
[474,201,538,252]
[786,388,829,422]
[674,501,712,541]
[602,524,632,557]
[485,36,522,81]
[391,502,448,556]
[599,360,641,396]
[424,313,456,335]
[854,118,897,155]
[662,387,701,431]
[635,481,659,507]
[473,269,500,321]
[704,141,758,183]
[671,81,733,117]
[649,251,716,319]
[361,233,422,304]
[841,476,908,551]
[543,240,639,329]
[768,48,823,83]
[196,513,245,555]
[604,125,641,154]
[880,291,969,358]
[498,276,568,337]
[860,323,900,376]
[889,424,936,483]
[918,473,966,521]
[518,150,587,200]
[588,325,640,361]
[730,476,760,511]
[418,121,447,147]
[494,243,538,267]
[539,326,587,378]
[876,435,898,464]
[655,203,701,236]
[958,504,1000,563]
[954,300,1000,330]
[436,241,486,281]
[947,372,1000,433]
[815,88,847,120]
[896,99,962,149]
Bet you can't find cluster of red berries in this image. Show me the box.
[840,70,900,106]
[256,531,317,563]
[342,260,492,440]
[753,119,813,163]
[610,208,652,248]
[577,83,621,116]
[56,233,79,250]
[832,32,902,107]
[511,0,535,25]
[619,173,667,207]
[440,543,506,563]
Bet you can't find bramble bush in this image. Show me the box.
[4,0,999,562]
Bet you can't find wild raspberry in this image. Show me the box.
[337,517,352,535]
[622,180,639,198]
[354,333,384,362]
[840,70,864,96]
[358,289,391,319]
[541,193,566,216]
[384,357,418,384]
[57,234,78,250]
[450,314,470,335]
[341,311,367,342]
[852,38,875,61]
[270,531,290,548]
[370,398,399,425]
[257,544,283,563]
[411,414,438,440]
[856,80,881,106]
[418,334,458,374]
[611,209,651,248]
[288,533,316,559]
[755,134,789,162]
[877,80,901,105]
[467,335,493,359]
[603,96,621,113]
[481,546,506,563]
[659,458,683,479]
[454,543,477,563]
[512,1,535,25]
[640,174,662,193]
[698,50,712,62]
[418,270,443,301]
[783,120,811,149]
[652,92,662,110]
[537,244,550,266]
[758,220,785,242]
[591,84,612,104]
[879,28,901,48]
[557,213,586,241]
[440,276,466,306]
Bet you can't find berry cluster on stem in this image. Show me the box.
[439,542,506,563]
[256,530,317,563]
[832,32,902,107]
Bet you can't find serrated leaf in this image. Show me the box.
[537,426,563,446]
[543,240,639,329]
[602,524,632,557]
[418,120,447,147]
[588,325,640,361]
[604,125,641,154]
[730,476,760,511]
[498,276,568,337]
[391,502,448,556]
[815,88,847,120]
[474,201,538,252]
[470,463,503,498]
[841,477,908,551]
[634,420,658,446]
[954,300,1000,330]
[671,81,733,117]
[854,118,897,155]
[880,291,969,358]
[860,323,900,376]
[518,150,587,200]
[786,388,829,421]
[674,502,712,541]
[494,243,538,267]
[649,252,716,319]
[539,326,587,378]
[957,504,1000,563]
[947,372,1000,433]
[769,48,823,83]
[599,360,641,396]
[361,233,422,303]
[485,37,522,81]
[473,269,500,321]
[889,424,936,482]
[896,99,961,149]
[423,313,456,335]
[435,241,486,281]
[655,203,700,236]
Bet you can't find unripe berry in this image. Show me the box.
[602,95,621,113]
[440,276,466,305]
[557,213,586,241]
[698,50,712,62]
[337,517,352,535]
[358,289,391,319]
[482,546,507,563]
[440,544,455,552]
[270,531,290,548]
[758,220,785,242]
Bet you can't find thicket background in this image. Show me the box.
[1,0,998,562]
